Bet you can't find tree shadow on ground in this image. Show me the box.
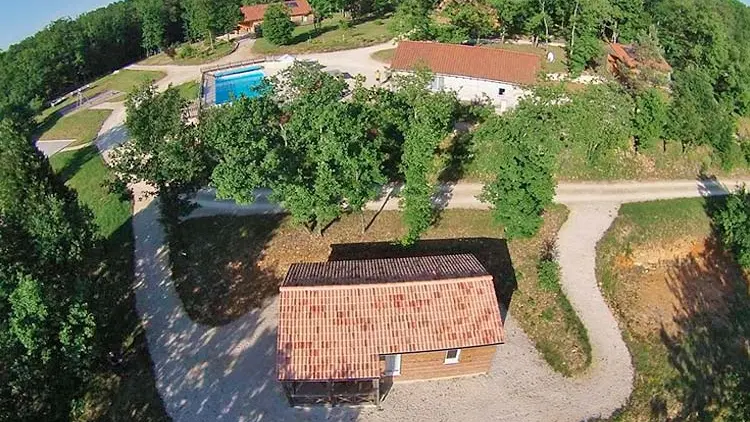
[54,145,100,183]
[654,192,750,421]
[170,214,284,326]
[85,216,171,420]
[438,128,475,183]
[328,237,517,319]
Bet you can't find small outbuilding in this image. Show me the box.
[607,42,672,87]
[277,254,505,407]
[390,41,541,112]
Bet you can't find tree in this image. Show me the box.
[711,186,750,269]
[262,4,295,45]
[135,0,168,53]
[395,70,458,244]
[0,120,98,420]
[477,114,556,239]
[443,0,496,40]
[205,62,385,234]
[633,88,667,151]
[183,0,241,48]
[111,84,212,217]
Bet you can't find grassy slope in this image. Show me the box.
[597,198,748,421]
[175,80,200,100]
[49,147,169,422]
[171,205,592,377]
[370,47,396,63]
[37,109,112,146]
[139,41,235,66]
[252,15,392,55]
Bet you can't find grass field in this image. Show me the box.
[171,205,592,377]
[252,15,393,55]
[484,42,568,74]
[370,47,396,63]
[139,41,235,66]
[49,147,169,422]
[174,80,200,100]
[597,198,750,420]
[37,109,112,147]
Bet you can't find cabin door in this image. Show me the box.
[384,354,401,376]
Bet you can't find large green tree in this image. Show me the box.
[183,0,241,47]
[0,120,98,421]
[262,4,295,45]
[111,84,212,216]
[395,71,458,244]
[135,0,168,53]
[476,108,556,239]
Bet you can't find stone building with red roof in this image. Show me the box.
[390,41,542,112]
[238,0,314,34]
[277,254,505,406]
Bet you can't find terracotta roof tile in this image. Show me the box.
[391,41,541,85]
[240,0,312,22]
[277,254,505,381]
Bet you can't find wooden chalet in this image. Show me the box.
[277,254,506,407]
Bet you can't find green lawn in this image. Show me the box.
[139,41,235,66]
[37,109,112,147]
[370,47,396,63]
[597,197,750,421]
[252,15,393,55]
[49,147,169,422]
[484,42,568,74]
[174,80,200,100]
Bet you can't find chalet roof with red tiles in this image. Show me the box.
[277,254,505,381]
[240,0,312,22]
[390,41,541,86]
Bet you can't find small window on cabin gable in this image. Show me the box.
[444,349,461,364]
[498,87,506,96]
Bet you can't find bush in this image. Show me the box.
[538,259,561,291]
[711,186,750,268]
[177,44,197,59]
[262,4,295,45]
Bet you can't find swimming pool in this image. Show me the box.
[213,66,265,105]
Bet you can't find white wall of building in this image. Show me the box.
[430,73,529,113]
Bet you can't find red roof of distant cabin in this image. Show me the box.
[277,254,505,381]
[240,0,312,22]
[391,41,541,85]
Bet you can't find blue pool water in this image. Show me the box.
[214,67,265,105]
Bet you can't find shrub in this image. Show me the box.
[711,186,750,268]
[262,4,295,45]
[537,258,561,291]
[177,44,197,59]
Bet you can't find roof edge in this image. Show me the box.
[398,40,544,61]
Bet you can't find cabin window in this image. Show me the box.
[444,349,461,364]
[498,87,506,96]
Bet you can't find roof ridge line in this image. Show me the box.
[279,275,493,291]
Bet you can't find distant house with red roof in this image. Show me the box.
[238,0,314,34]
[390,41,542,112]
[277,254,505,406]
